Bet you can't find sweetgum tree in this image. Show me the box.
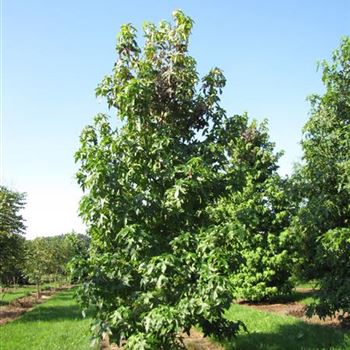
[75,10,293,347]
[293,37,350,322]
[75,11,245,348]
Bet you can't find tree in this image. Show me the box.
[293,37,350,322]
[210,118,296,301]
[23,233,89,294]
[75,11,248,348]
[0,186,26,287]
[47,232,90,286]
[24,238,52,298]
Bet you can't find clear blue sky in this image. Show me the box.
[2,0,349,238]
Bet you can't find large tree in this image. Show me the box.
[0,186,26,286]
[293,37,350,322]
[75,11,245,348]
[75,11,292,348]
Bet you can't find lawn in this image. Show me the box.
[0,289,94,350]
[0,284,53,305]
[1,288,350,350]
[1,286,35,305]
[223,304,350,350]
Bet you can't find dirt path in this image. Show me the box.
[103,328,224,350]
[183,329,224,350]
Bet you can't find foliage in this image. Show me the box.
[0,186,26,286]
[24,238,53,296]
[293,37,350,320]
[307,227,350,323]
[74,10,255,349]
[209,118,296,301]
[44,233,89,280]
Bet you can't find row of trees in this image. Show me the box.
[24,233,89,297]
[0,186,89,296]
[73,10,349,349]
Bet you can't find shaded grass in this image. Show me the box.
[222,304,350,350]
[268,289,317,306]
[264,281,320,306]
[0,289,94,350]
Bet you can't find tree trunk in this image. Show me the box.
[36,283,41,299]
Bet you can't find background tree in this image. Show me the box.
[0,186,26,287]
[41,235,74,288]
[75,11,250,349]
[47,232,90,286]
[210,117,296,301]
[24,233,89,295]
[24,238,52,298]
[293,37,350,322]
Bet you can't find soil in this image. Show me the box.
[182,329,224,350]
[102,329,224,350]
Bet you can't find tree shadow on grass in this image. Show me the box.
[222,322,350,350]
[15,292,94,323]
[48,293,75,301]
[267,290,317,304]
[17,305,86,323]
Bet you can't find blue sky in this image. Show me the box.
[2,0,349,238]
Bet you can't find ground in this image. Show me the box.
[1,286,350,349]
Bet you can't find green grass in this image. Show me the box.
[1,287,34,305]
[2,287,350,350]
[1,284,53,305]
[222,304,350,350]
[0,289,94,350]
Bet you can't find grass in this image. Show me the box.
[222,304,350,350]
[268,289,317,306]
[0,289,94,350]
[0,284,53,305]
[1,286,350,350]
[263,281,320,306]
[1,287,34,305]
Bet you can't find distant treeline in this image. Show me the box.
[0,193,89,293]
